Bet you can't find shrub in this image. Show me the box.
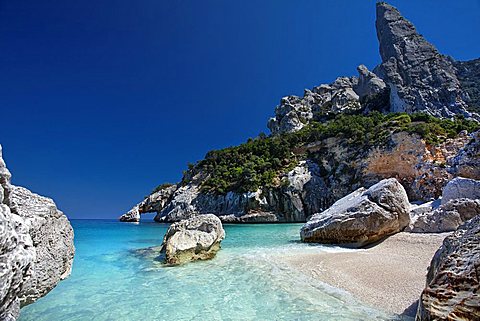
[189,112,479,195]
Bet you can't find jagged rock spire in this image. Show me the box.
[374,2,471,118]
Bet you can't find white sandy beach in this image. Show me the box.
[281,232,449,317]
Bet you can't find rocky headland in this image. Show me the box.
[120,2,480,225]
[121,2,480,319]
[0,145,75,321]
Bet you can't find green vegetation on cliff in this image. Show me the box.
[193,113,479,195]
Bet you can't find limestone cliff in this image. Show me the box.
[268,2,479,135]
[120,2,480,224]
[0,146,75,320]
[121,128,478,223]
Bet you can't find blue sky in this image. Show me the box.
[0,0,479,219]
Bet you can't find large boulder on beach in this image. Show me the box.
[0,145,74,320]
[160,214,225,265]
[416,215,480,320]
[408,198,480,233]
[441,177,480,205]
[300,178,410,246]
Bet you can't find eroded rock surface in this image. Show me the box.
[374,3,471,118]
[441,177,480,205]
[300,178,410,246]
[416,215,480,320]
[408,198,480,233]
[160,214,225,265]
[119,185,177,222]
[10,186,74,305]
[0,145,74,320]
[450,131,480,180]
[267,71,387,135]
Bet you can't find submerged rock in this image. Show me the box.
[160,214,225,265]
[416,215,480,320]
[300,178,410,246]
[441,177,480,205]
[0,145,74,320]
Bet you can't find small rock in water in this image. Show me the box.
[160,214,225,265]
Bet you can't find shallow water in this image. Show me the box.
[20,220,405,321]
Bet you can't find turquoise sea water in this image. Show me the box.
[20,220,405,321]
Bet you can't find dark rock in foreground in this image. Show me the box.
[416,215,480,320]
[300,178,410,246]
[160,214,225,265]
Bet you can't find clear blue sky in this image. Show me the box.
[0,0,479,219]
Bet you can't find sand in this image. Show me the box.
[281,232,450,317]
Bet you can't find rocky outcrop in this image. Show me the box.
[160,214,225,265]
[450,130,480,180]
[268,3,478,136]
[0,154,35,321]
[455,58,480,114]
[374,3,472,119]
[9,186,74,305]
[119,184,177,222]
[408,198,480,233]
[300,178,410,246]
[119,206,140,222]
[268,70,388,135]
[0,145,74,320]
[122,129,475,224]
[121,160,328,223]
[121,2,479,224]
[416,215,480,320]
[441,177,480,205]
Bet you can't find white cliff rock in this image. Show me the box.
[441,177,480,205]
[0,202,35,321]
[120,184,177,222]
[408,198,480,233]
[160,214,225,265]
[450,131,480,180]
[9,186,74,305]
[0,145,74,320]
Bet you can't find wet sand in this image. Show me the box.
[281,232,449,317]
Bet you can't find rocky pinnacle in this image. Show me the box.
[374,2,471,118]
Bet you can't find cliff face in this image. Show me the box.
[374,3,471,118]
[120,129,477,223]
[0,146,75,320]
[120,2,480,224]
[268,3,479,135]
